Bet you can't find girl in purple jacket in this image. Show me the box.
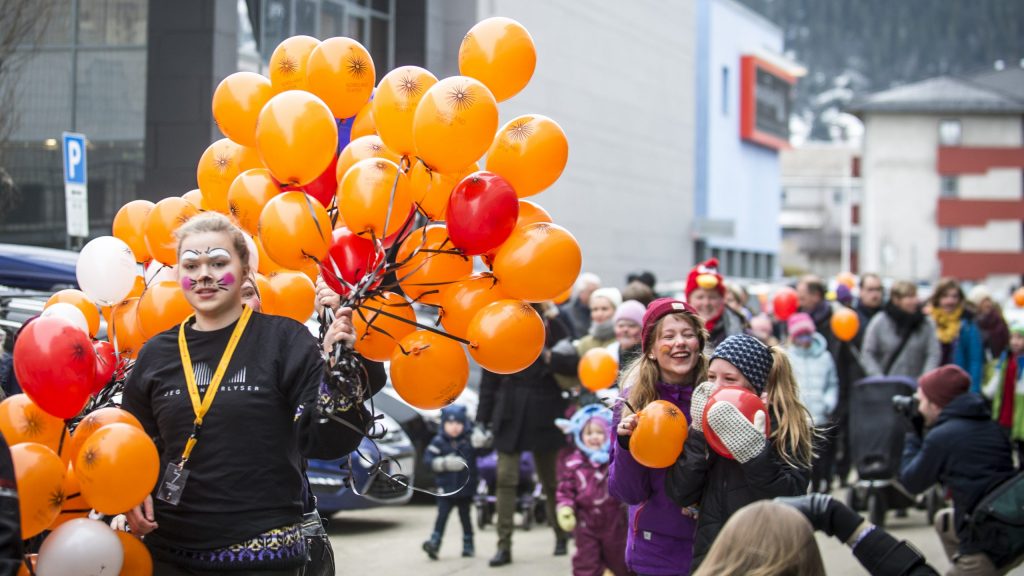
[555,404,628,576]
[611,298,708,576]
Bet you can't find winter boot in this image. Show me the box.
[554,536,568,556]
[422,532,441,560]
[462,534,475,557]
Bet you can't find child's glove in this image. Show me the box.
[706,402,766,463]
[431,454,468,473]
[556,506,576,532]
[690,382,714,431]
[471,426,493,449]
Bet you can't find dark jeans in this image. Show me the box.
[153,560,300,576]
[811,424,837,493]
[433,497,473,538]
[496,449,566,551]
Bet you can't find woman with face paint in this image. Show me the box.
[120,213,385,575]
[664,333,814,570]
[608,298,707,576]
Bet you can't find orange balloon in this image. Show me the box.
[112,200,154,263]
[47,464,91,531]
[307,37,375,119]
[486,115,568,197]
[493,223,581,302]
[373,66,439,156]
[338,158,413,239]
[251,235,284,276]
[458,17,536,102]
[11,443,65,538]
[335,135,401,184]
[467,299,544,374]
[76,423,159,515]
[117,531,154,576]
[1013,287,1024,308]
[182,189,204,210]
[228,169,281,235]
[46,289,100,338]
[552,285,572,305]
[254,273,275,311]
[831,307,860,343]
[236,145,263,171]
[578,348,619,392]
[137,281,192,338]
[351,98,376,139]
[258,191,332,271]
[67,407,144,467]
[390,331,469,410]
[409,161,478,221]
[0,394,66,454]
[127,275,146,299]
[268,35,319,92]
[439,273,507,339]
[255,90,338,186]
[196,138,243,214]
[412,76,498,174]
[212,72,273,147]
[629,400,688,468]
[395,225,473,305]
[109,298,145,361]
[353,292,417,361]
[16,555,36,576]
[836,272,857,290]
[516,200,552,227]
[144,197,199,265]
[261,271,315,323]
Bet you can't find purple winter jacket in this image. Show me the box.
[556,449,625,529]
[609,382,697,576]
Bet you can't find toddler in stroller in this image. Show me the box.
[474,451,545,530]
[847,376,945,527]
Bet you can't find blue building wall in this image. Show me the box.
[695,0,784,279]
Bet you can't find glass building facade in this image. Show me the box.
[0,0,395,248]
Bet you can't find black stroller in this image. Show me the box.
[846,376,944,527]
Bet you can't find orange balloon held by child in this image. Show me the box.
[628,400,688,469]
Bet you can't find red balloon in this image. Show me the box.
[90,341,118,395]
[772,288,799,321]
[320,227,384,295]
[702,385,771,460]
[13,317,96,419]
[283,154,338,209]
[446,171,520,256]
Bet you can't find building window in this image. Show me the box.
[940,176,958,198]
[721,66,729,115]
[939,228,959,250]
[939,119,961,146]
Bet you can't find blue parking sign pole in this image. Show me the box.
[62,132,89,248]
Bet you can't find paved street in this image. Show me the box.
[326,490,1024,575]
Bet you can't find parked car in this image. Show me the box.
[0,243,79,292]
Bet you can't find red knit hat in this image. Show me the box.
[918,365,970,408]
[641,298,701,354]
[686,258,725,298]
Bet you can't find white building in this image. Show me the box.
[851,66,1024,295]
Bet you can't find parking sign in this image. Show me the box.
[62,132,89,238]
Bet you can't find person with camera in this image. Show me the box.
[899,365,1018,575]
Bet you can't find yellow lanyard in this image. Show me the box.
[176,305,253,467]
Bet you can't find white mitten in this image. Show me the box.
[471,426,493,449]
[690,382,715,431]
[444,455,468,472]
[706,402,767,464]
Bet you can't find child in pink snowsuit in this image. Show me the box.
[555,404,629,576]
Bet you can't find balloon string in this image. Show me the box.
[355,303,471,346]
[57,424,68,457]
[64,492,81,500]
[21,554,34,576]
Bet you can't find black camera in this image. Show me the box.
[892,395,919,418]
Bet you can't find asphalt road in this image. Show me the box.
[324,489,1024,575]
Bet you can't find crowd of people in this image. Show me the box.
[0,215,1023,575]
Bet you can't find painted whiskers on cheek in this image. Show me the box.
[216,272,236,292]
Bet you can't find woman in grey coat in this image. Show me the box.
[862,281,941,379]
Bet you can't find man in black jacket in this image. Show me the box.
[899,365,1018,575]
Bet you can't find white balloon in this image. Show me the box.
[76,236,137,306]
[41,303,89,334]
[36,518,124,576]
[145,259,176,285]
[244,234,259,274]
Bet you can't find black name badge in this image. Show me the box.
[156,464,190,506]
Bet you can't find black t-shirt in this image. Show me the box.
[122,312,368,550]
